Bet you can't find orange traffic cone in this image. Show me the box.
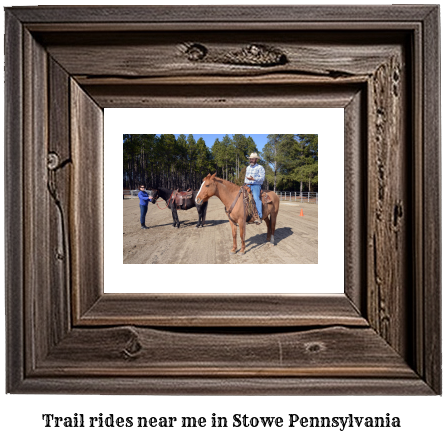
[300,209,304,217]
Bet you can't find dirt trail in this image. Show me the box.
[123,197,318,264]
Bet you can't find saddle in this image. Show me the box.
[245,187,272,223]
[171,188,193,209]
[226,186,273,225]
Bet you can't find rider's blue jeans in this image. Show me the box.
[247,184,262,218]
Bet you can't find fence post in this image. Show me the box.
[308,192,310,203]
[316,192,318,204]
[301,192,303,203]
[290,192,291,202]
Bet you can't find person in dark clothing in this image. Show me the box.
[138,185,153,229]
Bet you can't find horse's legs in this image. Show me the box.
[238,219,246,254]
[172,207,180,228]
[230,220,237,254]
[202,201,208,226]
[263,216,271,241]
[196,205,202,228]
[270,208,277,245]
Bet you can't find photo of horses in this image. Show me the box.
[123,134,318,264]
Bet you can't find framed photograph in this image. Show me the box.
[108,108,342,294]
[117,117,323,266]
[5,5,440,394]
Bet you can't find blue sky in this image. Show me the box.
[171,134,269,153]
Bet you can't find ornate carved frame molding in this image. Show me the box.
[5,6,441,394]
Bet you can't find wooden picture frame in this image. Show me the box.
[5,6,441,394]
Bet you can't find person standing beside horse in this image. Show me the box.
[138,184,153,229]
[245,152,265,224]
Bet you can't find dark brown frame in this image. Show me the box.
[5,6,441,394]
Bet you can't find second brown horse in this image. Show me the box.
[195,173,280,255]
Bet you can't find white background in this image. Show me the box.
[1,1,442,438]
[106,108,344,293]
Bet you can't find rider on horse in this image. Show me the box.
[244,152,265,224]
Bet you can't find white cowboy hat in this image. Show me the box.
[248,152,260,159]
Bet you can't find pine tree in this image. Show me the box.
[262,134,293,191]
[211,138,223,178]
[187,134,197,188]
[220,134,233,181]
[289,134,318,192]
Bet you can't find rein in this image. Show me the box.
[156,199,169,210]
[166,193,173,207]
[225,186,243,219]
[155,193,173,210]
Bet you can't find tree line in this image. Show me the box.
[263,134,318,192]
[123,134,318,192]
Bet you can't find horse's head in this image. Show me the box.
[149,188,159,204]
[195,173,217,205]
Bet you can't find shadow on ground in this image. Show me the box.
[178,219,229,228]
[244,226,294,251]
[145,222,178,229]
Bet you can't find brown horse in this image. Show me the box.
[195,173,280,255]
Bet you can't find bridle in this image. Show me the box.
[196,178,214,205]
